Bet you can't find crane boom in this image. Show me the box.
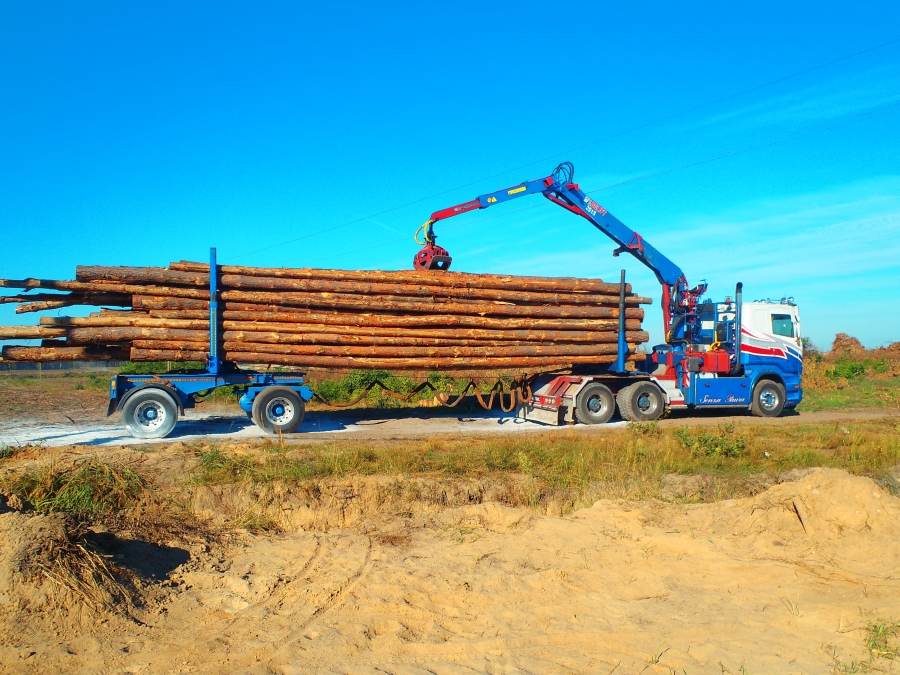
[416,162,707,340]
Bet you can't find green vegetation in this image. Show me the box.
[118,360,205,374]
[3,460,147,518]
[800,353,899,412]
[832,619,900,673]
[674,423,747,459]
[307,369,511,409]
[190,418,899,507]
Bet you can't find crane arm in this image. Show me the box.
[418,162,707,338]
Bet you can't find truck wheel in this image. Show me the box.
[750,380,785,417]
[122,388,178,439]
[251,387,305,434]
[575,382,616,425]
[617,382,665,422]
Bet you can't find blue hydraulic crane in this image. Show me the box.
[413,162,708,342]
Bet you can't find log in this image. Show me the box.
[2,346,129,361]
[63,327,209,344]
[216,274,645,305]
[129,347,208,362]
[222,321,646,342]
[220,290,643,318]
[223,351,639,370]
[0,278,206,299]
[221,341,634,358]
[169,261,633,295]
[76,265,207,287]
[0,326,67,339]
[220,289,644,316]
[222,330,647,348]
[0,293,87,304]
[42,315,644,343]
[132,339,210,352]
[76,265,653,306]
[14,294,130,314]
[40,315,209,330]
[133,296,209,310]
[147,309,210,320]
[221,306,643,330]
[222,330,630,348]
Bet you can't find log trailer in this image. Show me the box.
[107,161,802,439]
[414,162,803,425]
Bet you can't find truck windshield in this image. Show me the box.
[771,314,794,337]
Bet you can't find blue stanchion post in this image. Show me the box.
[614,269,627,373]
[208,247,221,374]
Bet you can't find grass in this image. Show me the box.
[3,459,147,518]
[832,618,900,673]
[306,369,516,409]
[190,417,899,508]
[800,352,899,412]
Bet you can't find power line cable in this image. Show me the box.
[247,35,900,255]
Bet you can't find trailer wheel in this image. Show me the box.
[750,379,785,417]
[616,382,665,422]
[251,387,305,434]
[575,382,616,425]
[122,388,178,439]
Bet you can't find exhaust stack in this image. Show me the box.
[732,282,743,375]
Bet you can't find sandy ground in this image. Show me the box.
[1,467,899,673]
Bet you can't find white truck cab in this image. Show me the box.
[742,299,802,355]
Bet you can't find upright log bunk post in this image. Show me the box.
[208,247,222,375]
[614,269,627,373]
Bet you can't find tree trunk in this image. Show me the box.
[169,261,633,294]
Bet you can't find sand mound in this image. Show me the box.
[2,468,899,673]
[0,510,139,637]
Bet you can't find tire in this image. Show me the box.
[122,388,179,439]
[616,381,665,422]
[750,379,786,417]
[251,387,305,434]
[575,382,616,425]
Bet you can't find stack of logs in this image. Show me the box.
[0,262,651,372]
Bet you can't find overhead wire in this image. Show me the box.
[246,35,900,256]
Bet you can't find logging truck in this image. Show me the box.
[105,162,802,438]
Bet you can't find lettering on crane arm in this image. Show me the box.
[507,186,527,195]
[582,196,607,217]
[699,393,748,405]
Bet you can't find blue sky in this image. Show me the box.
[1,2,899,349]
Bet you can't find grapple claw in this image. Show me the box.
[413,242,452,270]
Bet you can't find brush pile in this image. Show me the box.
[0,262,650,372]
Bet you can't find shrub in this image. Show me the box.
[674,424,746,458]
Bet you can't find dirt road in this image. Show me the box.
[1,405,895,448]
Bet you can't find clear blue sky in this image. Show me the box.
[2,2,899,349]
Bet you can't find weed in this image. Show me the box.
[865,620,900,660]
[674,424,747,459]
[4,460,147,518]
[629,421,661,437]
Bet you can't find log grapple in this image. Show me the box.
[413,220,452,270]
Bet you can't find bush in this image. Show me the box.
[826,358,887,381]
[674,424,746,458]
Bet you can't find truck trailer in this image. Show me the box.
[107,162,802,438]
